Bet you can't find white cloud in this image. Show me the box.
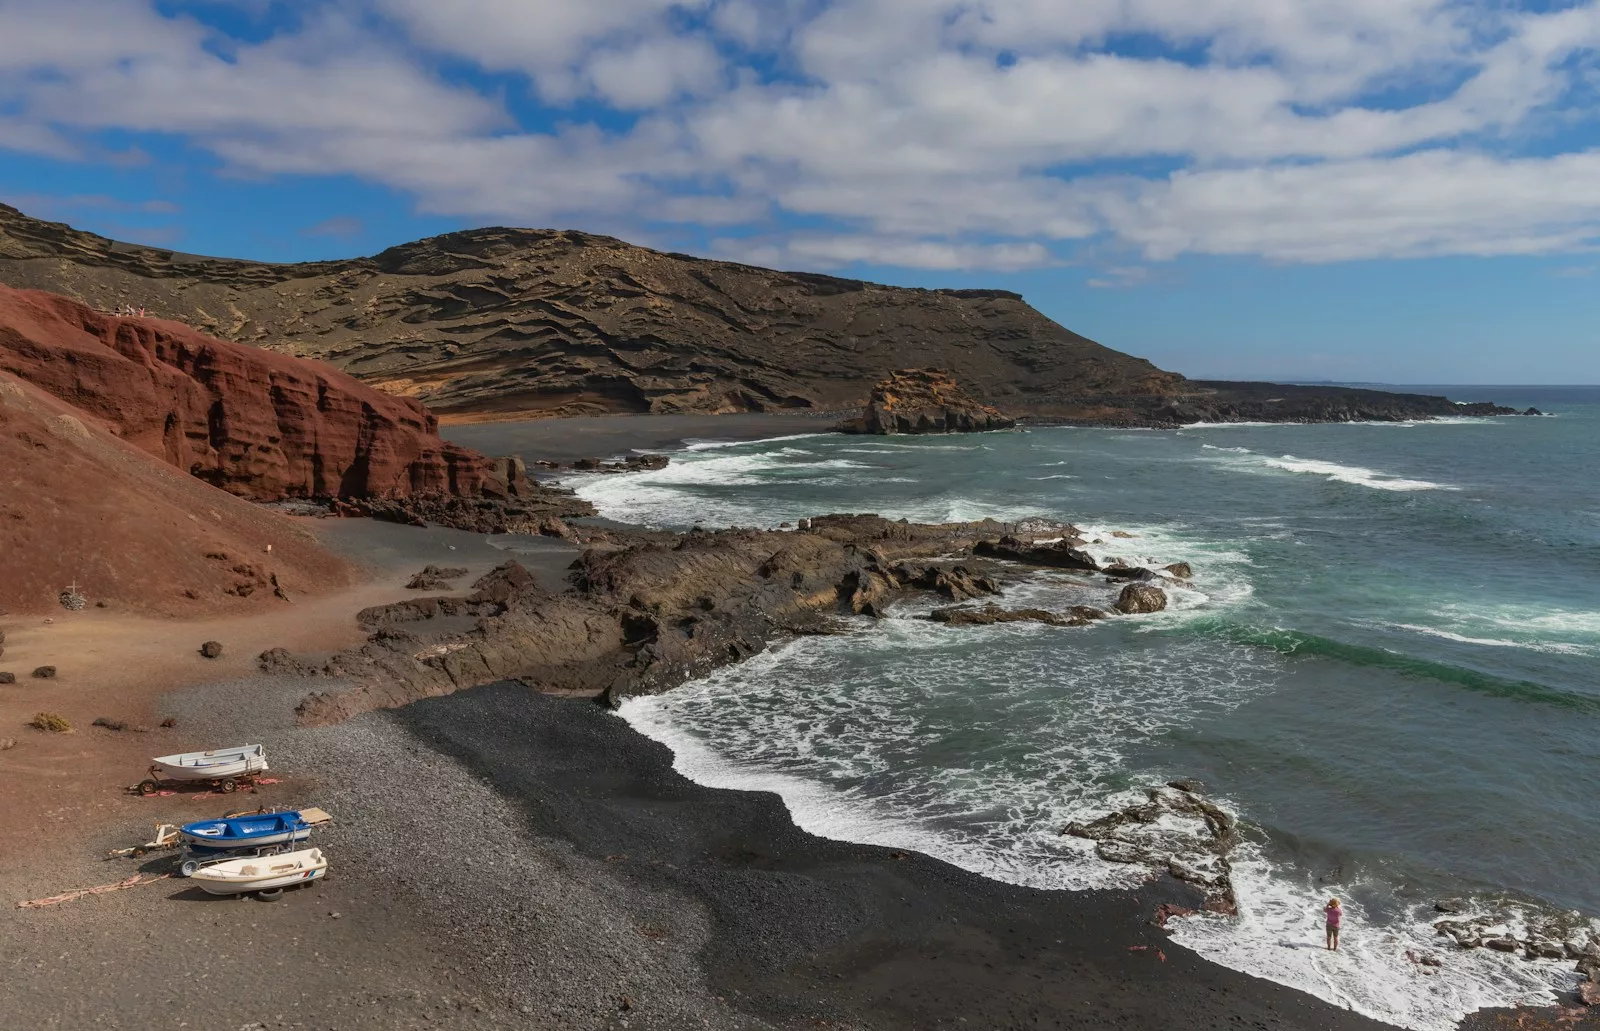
[1100,149,1600,262]
[587,36,723,109]
[2,0,1600,271]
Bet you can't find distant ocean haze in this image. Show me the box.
[565,388,1600,1031]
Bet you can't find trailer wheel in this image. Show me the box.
[137,780,159,796]
[179,859,200,878]
[219,778,237,794]
[256,887,284,901]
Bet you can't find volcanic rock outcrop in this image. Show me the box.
[289,515,1085,723]
[0,372,352,616]
[0,283,502,500]
[841,369,1015,434]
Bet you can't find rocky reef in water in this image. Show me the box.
[284,513,1184,722]
[840,368,1016,434]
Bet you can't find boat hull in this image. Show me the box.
[179,811,309,850]
[181,826,312,851]
[188,848,327,895]
[150,745,268,783]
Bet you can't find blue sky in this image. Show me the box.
[2,0,1598,383]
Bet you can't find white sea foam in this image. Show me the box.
[1201,446,1458,491]
[1262,456,1456,491]
[680,432,831,451]
[1388,624,1593,657]
[1404,602,1600,655]
[1168,851,1586,1031]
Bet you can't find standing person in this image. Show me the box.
[1325,898,1342,951]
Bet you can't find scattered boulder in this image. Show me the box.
[28,712,69,732]
[469,561,541,607]
[1581,981,1600,1007]
[840,369,1016,435]
[59,588,87,611]
[1103,565,1160,582]
[1163,562,1194,579]
[1485,936,1520,953]
[0,672,13,684]
[199,640,223,659]
[0,737,14,750]
[31,665,56,679]
[91,717,126,731]
[1114,584,1168,615]
[406,565,469,591]
[258,647,321,677]
[159,716,177,728]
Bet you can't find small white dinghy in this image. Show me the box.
[187,847,327,897]
[143,745,268,793]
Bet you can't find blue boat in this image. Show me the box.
[179,811,310,851]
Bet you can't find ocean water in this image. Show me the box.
[569,387,1600,1030]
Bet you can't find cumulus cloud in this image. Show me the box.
[2,0,1599,271]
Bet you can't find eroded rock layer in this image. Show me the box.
[841,368,1016,434]
[0,283,495,500]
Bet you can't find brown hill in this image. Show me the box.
[0,204,1182,422]
[0,283,496,499]
[0,372,352,616]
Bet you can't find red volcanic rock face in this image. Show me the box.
[0,285,494,500]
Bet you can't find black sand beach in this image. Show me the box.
[400,682,1392,1031]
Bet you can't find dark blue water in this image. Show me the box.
[572,390,1600,1028]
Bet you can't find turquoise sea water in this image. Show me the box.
[570,387,1600,1030]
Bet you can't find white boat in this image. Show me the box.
[187,847,327,896]
[149,745,268,783]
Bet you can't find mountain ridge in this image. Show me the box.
[0,204,1519,425]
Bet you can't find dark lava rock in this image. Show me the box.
[1114,584,1168,615]
[342,488,594,534]
[31,665,56,679]
[258,647,320,677]
[0,672,14,684]
[406,565,469,591]
[1103,565,1159,581]
[841,369,1016,434]
[927,604,1085,628]
[974,536,1099,572]
[199,640,223,659]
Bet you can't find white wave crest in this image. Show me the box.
[1389,623,1593,657]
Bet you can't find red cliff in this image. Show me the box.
[0,284,495,500]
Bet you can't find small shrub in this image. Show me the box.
[28,712,70,732]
